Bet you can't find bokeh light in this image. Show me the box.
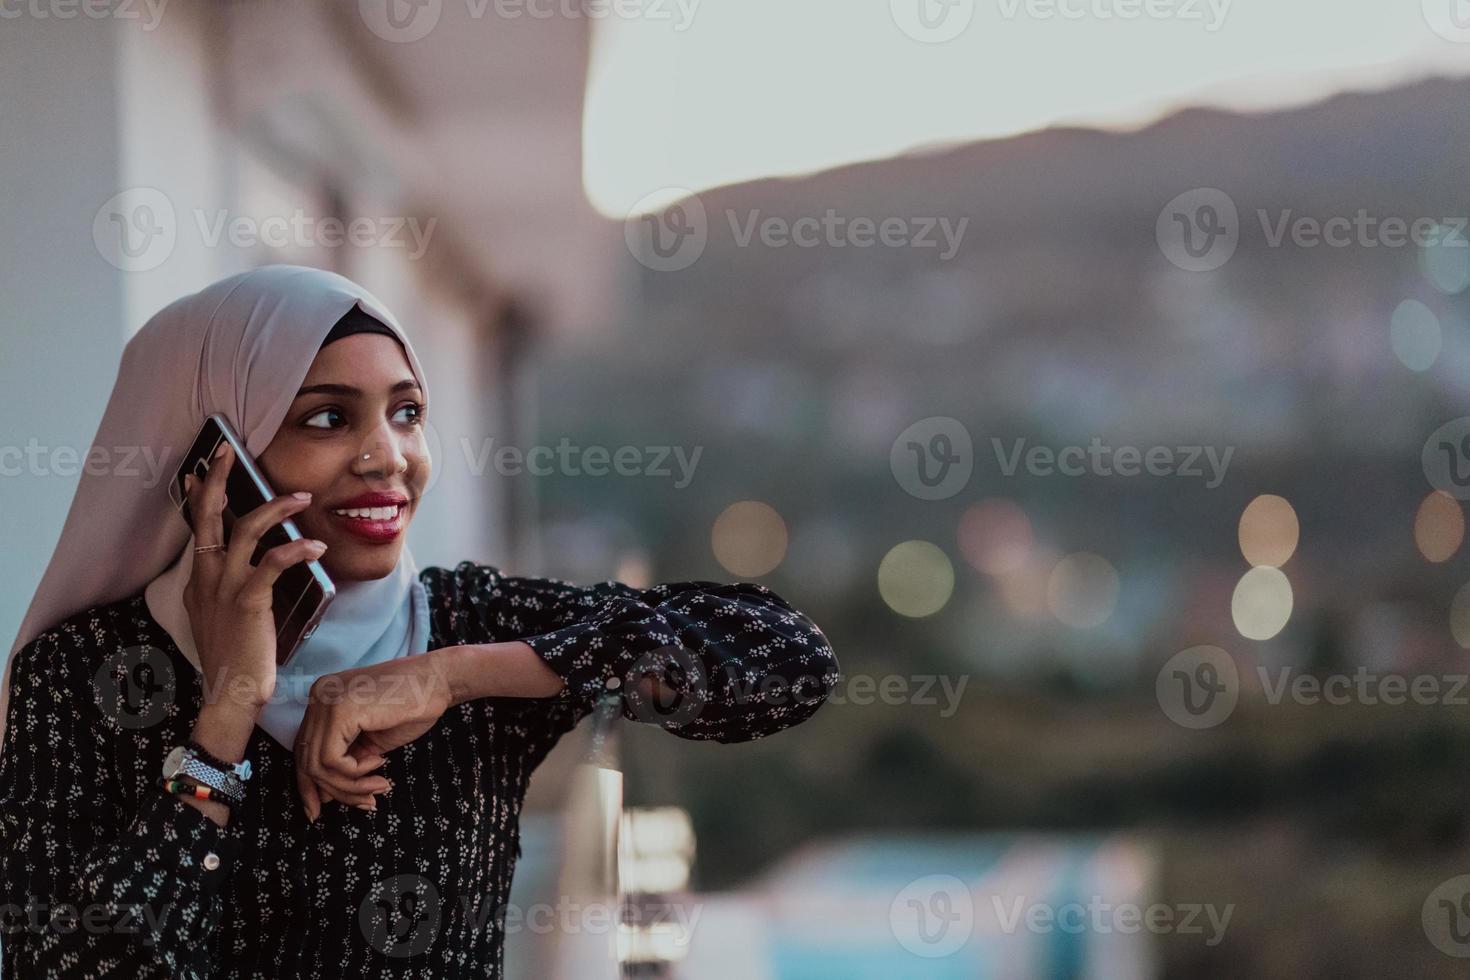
[994,549,1057,620]
[1238,494,1300,568]
[1231,566,1294,640]
[1414,491,1465,563]
[957,498,1033,575]
[1045,552,1120,629]
[614,548,653,588]
[1421,228,1470,294]
[711,500,787,577]
[1451,582,1470,649]
[877,540,955,619]
[1389,298,1441,372]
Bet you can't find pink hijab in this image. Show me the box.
[2,265,433,751]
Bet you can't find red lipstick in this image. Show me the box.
[326,491,409,544]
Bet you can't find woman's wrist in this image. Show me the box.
[431,646,478,706]
[191,702,258,764]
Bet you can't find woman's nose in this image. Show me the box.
[354,432,409,477]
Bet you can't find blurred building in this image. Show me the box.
[1,1,618,642]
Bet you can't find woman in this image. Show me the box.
[0,265,838,978]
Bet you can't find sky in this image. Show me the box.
[581,0,1470,217]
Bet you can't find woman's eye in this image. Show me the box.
[394,402,426,426]
[303,408,345,429]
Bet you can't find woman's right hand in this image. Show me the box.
[182,441,327,721]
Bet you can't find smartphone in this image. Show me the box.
[167,413,335,666]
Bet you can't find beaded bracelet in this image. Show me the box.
[158,774,237,809]
[184,738,249,776]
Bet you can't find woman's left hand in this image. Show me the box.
[293,650,455,821]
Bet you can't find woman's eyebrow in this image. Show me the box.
[295,379,421,398]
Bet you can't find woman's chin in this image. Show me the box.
[320,542,403,583]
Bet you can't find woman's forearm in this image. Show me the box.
[433,642,567,705]
[431,641,674,708]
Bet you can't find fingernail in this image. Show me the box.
[213,443,228,459]
[383,778,394,794]
[306,540,327,554]
[292,491,311,500]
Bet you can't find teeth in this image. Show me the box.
[331,505,400,520]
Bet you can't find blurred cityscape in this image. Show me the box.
[531,74,1470,978]
[7,3,1470,977]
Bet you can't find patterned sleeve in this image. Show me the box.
[0,628,246,978]
[466,562,840,744]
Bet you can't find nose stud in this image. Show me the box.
[360,449,408,474]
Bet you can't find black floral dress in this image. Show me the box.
[0,562,838,978]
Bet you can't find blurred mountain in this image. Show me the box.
[620,75,1470,450]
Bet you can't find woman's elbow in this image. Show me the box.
[704,633,840,744]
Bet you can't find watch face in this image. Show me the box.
[163,745,185,778]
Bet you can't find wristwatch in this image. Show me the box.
[162,743,252,804]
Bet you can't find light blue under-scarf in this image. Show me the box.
[254,548,432,747]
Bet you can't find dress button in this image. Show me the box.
[605,676,621,690]
[203,851,221,871]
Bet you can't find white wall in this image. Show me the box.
[2,17,139,647]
